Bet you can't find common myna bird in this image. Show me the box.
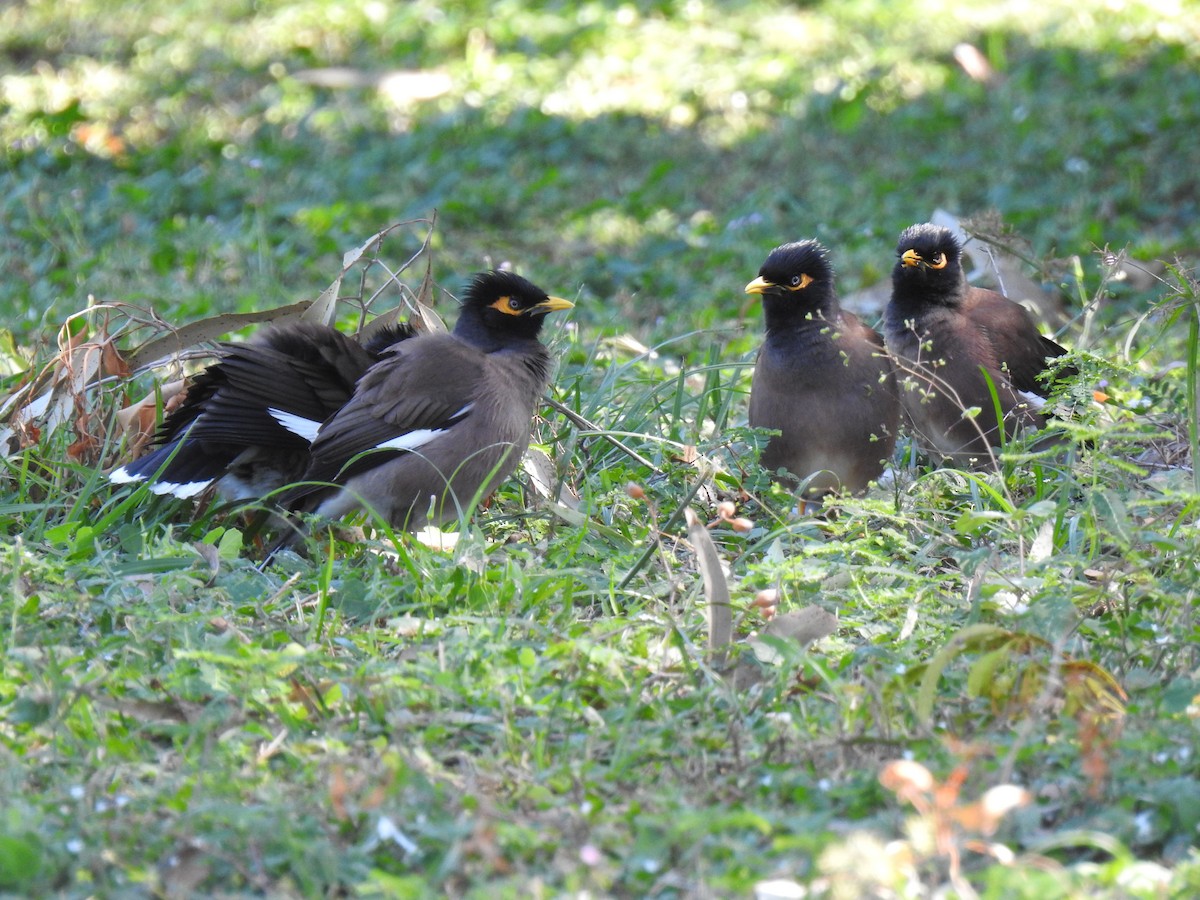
[112,270,573,536]
[884,223,1072,464]
[746,240,899,498]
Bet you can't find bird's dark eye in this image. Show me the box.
[508,297,522,310]
[929,252,948,270]
[790,275,802,287]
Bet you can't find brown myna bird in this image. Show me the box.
[884,223,1072,464]
[112,270,573,536]
[746,240,899,498]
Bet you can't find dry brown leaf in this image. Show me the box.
[748,605,838,666]
[303,228,393,327]
[286,679,326,719]
[879,759,936,800]
[207,616,250,644]
[761,606,838,647]
[123,301,312,372]
[950,785,1031,834]
[674,444,699,465]
[257,728,288,763]
[329,766,350,821]
[192,541,221,584]
[66,414,100,462]
[99,335,132,378]
[685,506,732,657]
[411,251,446,333]
[8,324,130,462]
[522,445,581,509]
[115,379,186,454]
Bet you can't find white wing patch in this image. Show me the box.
[109,465,141,485]
[110,465,211,498]
[375,403,473,453]
[269,408,322,443]
[377,428,443,452]
[151,480,211,499]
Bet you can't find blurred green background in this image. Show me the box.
[2,0,1196,341]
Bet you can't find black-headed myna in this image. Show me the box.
[746,240,899,498]
[884,223,1071,464]
[113,270,573,533]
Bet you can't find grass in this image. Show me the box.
[2,0,1200,896]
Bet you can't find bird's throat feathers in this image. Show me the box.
[892,267,964,310]
[763,295,839,336]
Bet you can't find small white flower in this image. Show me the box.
[376,816,418,855]
[1133,810,1155,841]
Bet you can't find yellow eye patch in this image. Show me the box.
[489,295,524,316]
[901,249,948,270]
[745,273,813,295]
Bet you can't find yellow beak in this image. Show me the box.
[745,276,773,295]
[901,249,923,268]
[535,296,575,314]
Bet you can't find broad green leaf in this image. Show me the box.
[917,624,1011,723]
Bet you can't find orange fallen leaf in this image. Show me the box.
[116,379,187,454]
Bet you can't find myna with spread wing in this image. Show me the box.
[111,321,416,501]
[113,270,572,538]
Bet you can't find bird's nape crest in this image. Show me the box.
[763,240,833,280]
[462,270,549,312]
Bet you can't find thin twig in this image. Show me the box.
[617,463,713,591]
[544,396,662,474]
